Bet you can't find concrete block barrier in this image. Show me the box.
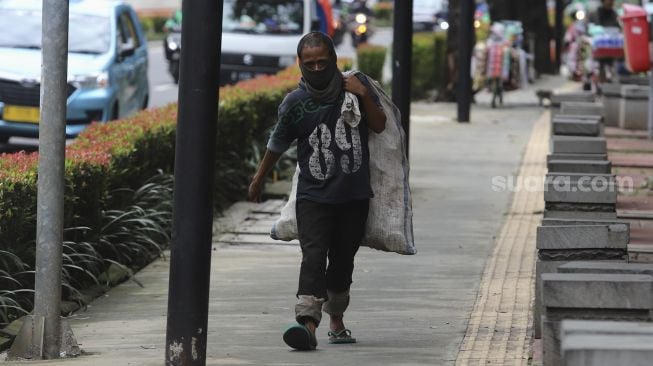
[547,159,611,174]
[541,273,653,366]
[619,85,649,131]
[560,102,604,118]
[562,334,653,366]
[552,119,602,137]
[547,153,608,162]
[601,83,621,127]
[551,92,596,107]
[551,136,607,155]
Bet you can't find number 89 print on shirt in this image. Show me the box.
[266,75,382,204]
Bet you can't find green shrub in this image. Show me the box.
[433,33,447,88]
[0,173,174,329]
[140,16,168,35]
[373,2,393,25]
[357,44,386,82]
[411,32,447,100]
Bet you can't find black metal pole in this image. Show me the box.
[392,0,413,157]
[457,0,473,122]
[165,0,222,364]
[555,0,564,74]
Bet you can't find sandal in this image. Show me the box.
[283,323,317,351]
[328,328,356,344]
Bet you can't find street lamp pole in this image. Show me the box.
[165,0,222,364]
[457,0,474,122]
[8,0,79,359]
[392,0,413,158]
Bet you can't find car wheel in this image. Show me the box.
[111,103,119,121]
[170,60,180,84]
[0,135,9,144]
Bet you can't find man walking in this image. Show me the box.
[247,31,386,350]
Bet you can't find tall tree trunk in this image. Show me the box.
[438,0,475,102]
[438,0,460,101]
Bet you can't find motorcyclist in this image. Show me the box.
[164,9,182,33]
[349,0,372,16]
[163,9,183,83]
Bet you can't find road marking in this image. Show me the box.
[148,45,164,54]
[153,84,178,92]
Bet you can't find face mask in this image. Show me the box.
[300,59,337,90]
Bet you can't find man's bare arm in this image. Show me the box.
[248,150,282,202]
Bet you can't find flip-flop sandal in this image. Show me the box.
[328,328,357,344]
[283,323,317,350]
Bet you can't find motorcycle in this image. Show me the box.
[163,25,182,84]
[350,12,372,48]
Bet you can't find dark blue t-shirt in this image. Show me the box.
[267,75,382,204]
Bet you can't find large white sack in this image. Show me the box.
[271,74,415,255]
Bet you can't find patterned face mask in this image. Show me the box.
[299,58,338,90]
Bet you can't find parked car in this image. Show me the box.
[0,0,149,142]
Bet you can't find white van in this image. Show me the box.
[413,0,444,31]
[220,0,319,85]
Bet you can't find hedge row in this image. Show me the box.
[0,105,177,257]
[412,32,447,99]
[139,15,169,39]
[372,2,394,25]
[357,44,387,82]
[354,33,447,100]
[0,59,352,274]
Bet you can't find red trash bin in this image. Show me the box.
[621,4,650,73]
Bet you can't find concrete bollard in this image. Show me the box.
[541,273,653,366]
[601,83,621,127]
[533,225,629,339]
[560,102,604,118]
[551,92,596,108]
[547,159,611,174]
[551,136,607,155]
[552,119,602,137]
[547,153,609,163]
[619,85,649,131]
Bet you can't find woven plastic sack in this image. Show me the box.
[270,74,415,255]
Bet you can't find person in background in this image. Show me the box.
[588,0,620,29]
[163,9,182,32]
[588,0,621,83]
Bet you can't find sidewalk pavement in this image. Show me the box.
[4,76,570,365]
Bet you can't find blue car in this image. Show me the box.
[0,0,149,142]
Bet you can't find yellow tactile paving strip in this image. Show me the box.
[455,112,549,366]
